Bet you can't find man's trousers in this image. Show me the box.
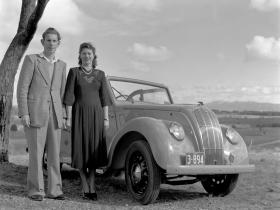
[24,102,63,197]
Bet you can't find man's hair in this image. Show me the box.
[42,27,61,41]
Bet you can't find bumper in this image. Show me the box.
[167,164,255,175]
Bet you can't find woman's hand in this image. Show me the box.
[63,118,67,129]
[104,119,109,130]
[66,118,71,127]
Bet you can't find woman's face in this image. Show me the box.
[80,48,94,66]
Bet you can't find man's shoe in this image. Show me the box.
[29,195,44,201]
[48,194,65,200]
[89,192,97,201]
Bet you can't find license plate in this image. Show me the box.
[185,152,204,165]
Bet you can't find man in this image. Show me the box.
[17,27,67,201]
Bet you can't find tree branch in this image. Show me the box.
[24,0,50,44]
[17,0,36,34]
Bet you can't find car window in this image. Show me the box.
[109,80,171,105]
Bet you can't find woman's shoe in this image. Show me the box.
[82,192,91,200]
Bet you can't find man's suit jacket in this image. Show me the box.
[17,54,66,128]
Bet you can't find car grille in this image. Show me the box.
[194,106,225,165]
[194,106,220,127]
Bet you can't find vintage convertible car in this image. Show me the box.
[45,76,255,204]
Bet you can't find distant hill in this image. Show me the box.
[207,101,280,112]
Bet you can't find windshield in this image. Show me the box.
[109,80,172,105]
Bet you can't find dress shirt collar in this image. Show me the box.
[39,52,57,63]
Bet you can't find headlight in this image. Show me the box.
[169,122,185,141]
[225,127,239,145]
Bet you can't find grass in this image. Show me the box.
[218,115,280,128]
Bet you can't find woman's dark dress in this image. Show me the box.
[63,67,111,170]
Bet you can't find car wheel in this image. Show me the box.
[42,152,63,177]
[125,140,161,205]
[201,174,239,196]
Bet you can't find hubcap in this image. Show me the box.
[133,164,142,182]
[129,152,149,195]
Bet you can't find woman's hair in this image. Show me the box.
[42,27,61,41]
[78,42,97,68]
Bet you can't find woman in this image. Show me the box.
[63,42,111,200]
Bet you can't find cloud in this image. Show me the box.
[129,60,150,72]
[246,36,280,61]
[217,52,226,61]
[0,1,21,42]
[250,0,280,11]
[128,43,172,61]
[73,1,166,37]
[241,86,272,94]
[170,85,280,104]
[40,0,84,35]
[238,86,280,103]
[109,0,160,11]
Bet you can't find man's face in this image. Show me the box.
[41,33,60,54]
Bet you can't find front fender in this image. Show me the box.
[220,124,250,165]
[108,117,173,169]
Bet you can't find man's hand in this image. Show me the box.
[21,115,30,127]
[104,119,109,130]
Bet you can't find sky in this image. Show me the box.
[0,0,279,105]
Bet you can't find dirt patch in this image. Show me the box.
[1,148,280,210]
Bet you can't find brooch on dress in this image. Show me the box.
[83,76,95,83]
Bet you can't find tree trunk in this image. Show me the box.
[0,0,49,162]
